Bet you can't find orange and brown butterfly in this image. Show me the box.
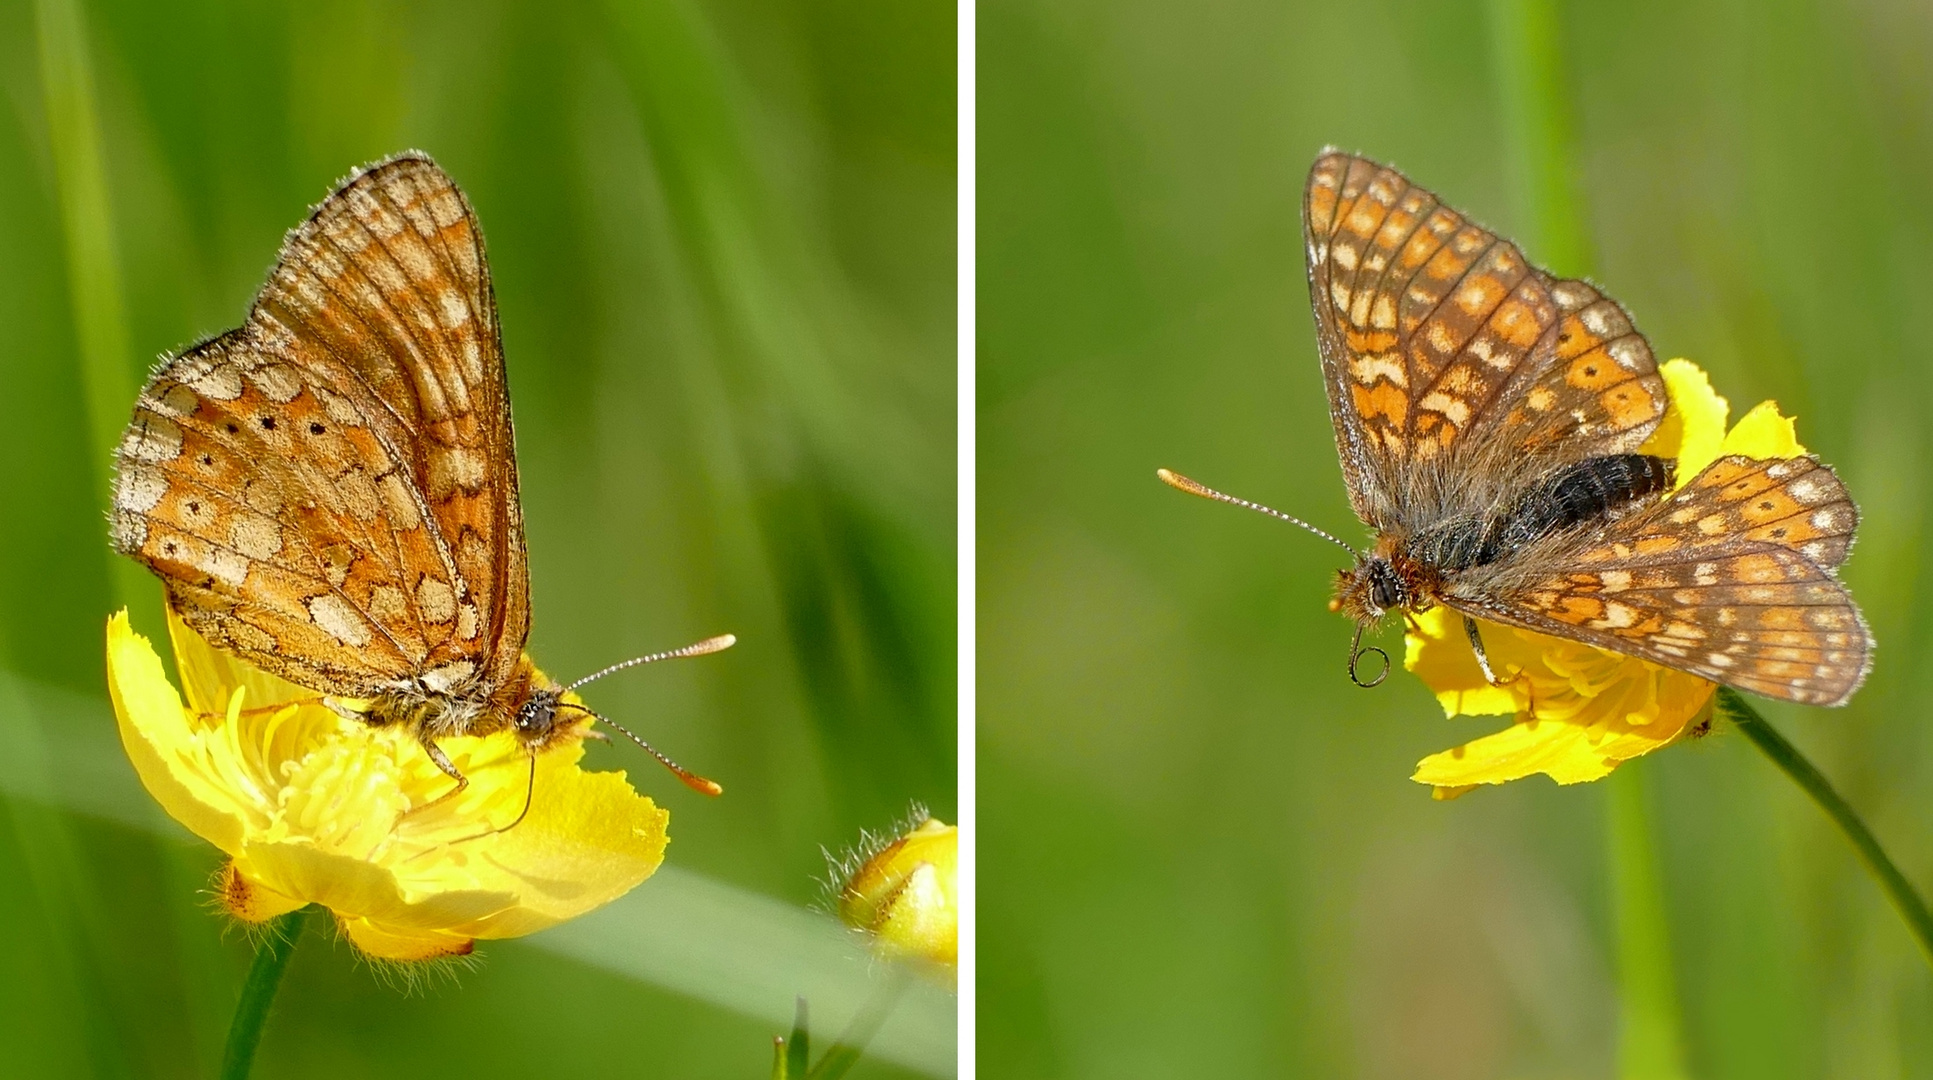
[1160,150,1872,708]
[111,151,730,798]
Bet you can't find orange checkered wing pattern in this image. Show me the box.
[1447,455,1869,705]
[1303,152,1667,532]
[112,153,528,698]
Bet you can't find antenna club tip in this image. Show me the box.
[711,634,737,651]
[685,776,725,797]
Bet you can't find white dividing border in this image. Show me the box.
[955,0,977,1073]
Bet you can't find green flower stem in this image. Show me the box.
[1717,688,1933,966]
[220,907,310,1080]
[804,965,914,1080]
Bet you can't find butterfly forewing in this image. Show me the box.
[113,153,528,700]
[1304,153,1667,532]
[1304,151,1871,706]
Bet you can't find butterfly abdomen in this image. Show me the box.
[1416,454,1676,573]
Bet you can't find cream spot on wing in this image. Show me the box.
[377,473,423,530]
[1349,353,1407,387]
[201,545,249,587]
[337,468,381,520]
[228,516,282,560]
[461,338,484,381]
[1456,280,1497,314]
[1417,391,1470,428]
[1599,602,1638,629]
[1706,652,1735,668]
[111,512,147,551]
[1607,338,1647,369]
[316,387,365,427]
[427,189,464,228]
[421,661,476,694]
[456,601,480,641]
[249,365,303,403]
[394,241,437,286]
[116,463,168,512]
[309,594,370,646]
[191,365,245,401]
[416,577,457,624]
[1551,281,1595,310]
[1526,386,1556,412]
[1370,295,1395,329]
[1333,244,1358,271]
[439,289,471,328]
[155,384,200,417]
[122,414,184,463]
[428,448,486,497]
[1600,570,1632,592]
[370,585,410,624]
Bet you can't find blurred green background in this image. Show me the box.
[982,0,1933,1076]
[0,0,954,1076]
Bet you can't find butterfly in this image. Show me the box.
[1160,151,1872,707]
[112,152,730,799]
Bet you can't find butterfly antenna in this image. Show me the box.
[563,633,737,691]
[1156,468,1359,556]
[556,701,724,796]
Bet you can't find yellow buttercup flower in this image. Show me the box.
[106,608,670,960]
[1406,360,1808,796]
[836,814,957,973]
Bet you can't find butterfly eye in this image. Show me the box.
[1367,563,1402,612]
[514,698,553,734]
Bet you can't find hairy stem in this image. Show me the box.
[220,907,309,1080]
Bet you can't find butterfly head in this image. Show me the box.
[1332,555,1409,621]
[512,687,572,750]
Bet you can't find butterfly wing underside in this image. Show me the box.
[1445,454,1871,705]
[1303,152,1668,533]
[112,153,528,698]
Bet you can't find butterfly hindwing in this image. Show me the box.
[1445,455,1868,705]
[112,153,528,698]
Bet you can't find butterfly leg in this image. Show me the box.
[1464,616,1542,720]
[412,739,471,811]
[1464,616,1505,686]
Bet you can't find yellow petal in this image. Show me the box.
[1414,713,1630,786]
[459,752,671,939]
[338,916,475,961]
[214,861,306,923]
[106,611,248,854]
[1404,608,1521,717]
[1644,359,1730,480]
[1720,399,1807,459]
